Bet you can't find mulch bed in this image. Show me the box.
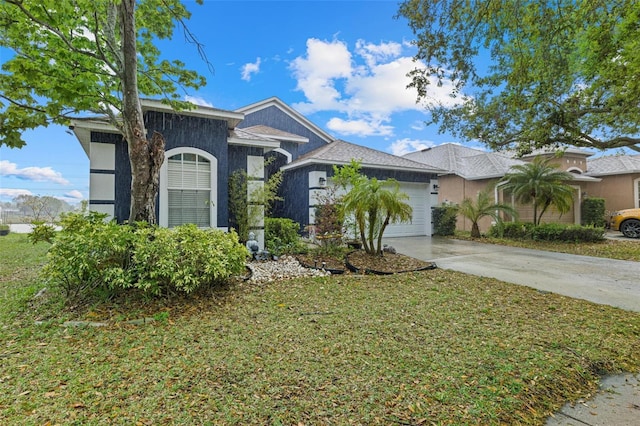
[297,250,436,275]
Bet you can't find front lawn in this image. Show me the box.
[1,233,639,425]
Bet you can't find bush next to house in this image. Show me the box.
[489,221,605,242]
[432,205,458,236]
[581,197,607,227]
[41,212,248,299]
[264,217,304,256]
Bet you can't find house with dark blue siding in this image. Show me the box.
[71,97,443,248]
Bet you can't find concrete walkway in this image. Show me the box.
[385,236,640,312]
[384,236,640,425]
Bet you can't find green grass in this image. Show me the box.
[1,233,640,425]
[453,231,640,262]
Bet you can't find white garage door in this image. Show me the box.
[384,182,430,237]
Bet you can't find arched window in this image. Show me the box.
[160,148,217,228]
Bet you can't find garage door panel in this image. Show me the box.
[384,182,429,237]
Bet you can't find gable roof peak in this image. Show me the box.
[236,97,334,143]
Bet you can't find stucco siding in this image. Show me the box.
[438,176,582,233]
[584,173,640,212]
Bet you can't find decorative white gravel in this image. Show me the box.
[245,255,330,284]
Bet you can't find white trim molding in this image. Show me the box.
[269,148,292,164]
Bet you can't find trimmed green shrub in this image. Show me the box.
[132,224,248,295]
[488,221,534,239]
[41,212,135,298]
[488,221,605,242]
[432,205,458,236]
[581,197,606,227]
[41,212,248,299]
[265,217,304,256]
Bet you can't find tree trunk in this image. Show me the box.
[471,222,481,238]
[376,215,391,255]
[128,131,165,223]
[120,0,164,224]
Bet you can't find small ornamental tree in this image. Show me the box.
[0,0,207,223]
[313,178,345,249]
[458,189,517,238]
[330,160,367,239]
[343,177,413,255]
[501,157,575,225]
[228,164,283,243]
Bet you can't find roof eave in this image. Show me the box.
[281,158,443,174]
[70,118,121,158]
[251,132,308,144]
[141,99,244,128]
[586,170,640,177]
[227,137,281,149]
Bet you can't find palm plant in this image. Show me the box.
[458,189,518,238]
[343,177,412,255]
[501,156,575,225]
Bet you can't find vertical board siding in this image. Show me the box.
[93,111,232,225]
[279,167,313,227]
[145,111,230,226]
[239,105,329,157]
[357,168,436,184]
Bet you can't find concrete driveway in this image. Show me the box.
[384,236,640,313]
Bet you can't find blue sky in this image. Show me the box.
[0,0,595,204]
[2,0,469,203]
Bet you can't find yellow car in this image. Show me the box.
[609,208,640,238]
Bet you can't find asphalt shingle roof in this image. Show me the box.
[402,143,608,181]
[458,152,524,180]
[404,143,523,179]
[404,143,482,173]
[241,125,309,142]
[229,127,278,142]
[586,155,640,176]
[284,140,444,173]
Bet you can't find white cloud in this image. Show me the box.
[184,95,214,108]
[344,57,425,115]
[410,121,425,131]
[64,190,84,200]
[354,39,402,68]
[0,188,33,199]
[290,38,465,139]
[55,190,85,204]
[388,138,434,156]
[0,160,70,185]
[241,57,262,81]
[326,117,393,137]
[290,38,353,113]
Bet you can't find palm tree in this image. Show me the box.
[458,189,518,238]
[501,156,575,225]
[343,178,412,255]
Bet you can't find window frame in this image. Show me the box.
[159,147,217,228]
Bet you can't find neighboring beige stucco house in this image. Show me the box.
[582,155,640,213]
[404,144,639,234]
